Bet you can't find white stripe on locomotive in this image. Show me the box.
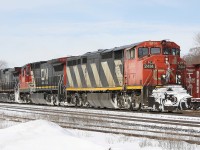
[73,66,82,87]
[90,63,102,87]
[67,67,74,87]
[101,61,115,87]
[81,64,92,87]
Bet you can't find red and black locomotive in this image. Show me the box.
[0,40,191,111]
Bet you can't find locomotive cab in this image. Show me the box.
[124,40,191,111]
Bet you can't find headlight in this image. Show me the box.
[162,75,166,78]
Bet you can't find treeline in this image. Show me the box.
[183,47,200,65]
[0,60,7,69]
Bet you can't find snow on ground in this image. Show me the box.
[70,129,200,150]
[0,120,199,150]
[0,119,19,129]
[0,120,107,150]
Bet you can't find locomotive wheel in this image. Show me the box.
[131,94,142,111]
[54,95,60,106]
[49,95,54,105]
[26,95,32,103]
[152,102,159,111]
[78,97,83,107]
[131,102,141,111]
[125,97,131,109]
[52,96,56,106]
[159,103,165,112]
[178,101,190,110]
[22,94,27,103]
[71,95,78,106]
[191,103,199,110]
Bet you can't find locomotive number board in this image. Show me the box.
[177,64,186,69]
[143,64,155,69]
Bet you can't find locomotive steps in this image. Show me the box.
[0,102,200,145]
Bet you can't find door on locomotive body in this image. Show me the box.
[19,66,29,90]
[124,46,142,86]
[50,58,66,89]
[40,62,50,87]
[30,61,47,89]
[113,49,124,87]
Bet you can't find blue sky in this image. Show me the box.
[0,0,200,67]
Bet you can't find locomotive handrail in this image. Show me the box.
[0,81,16,91]
[32,75,61,89]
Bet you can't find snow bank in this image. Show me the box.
[0,119,199,150]
[0,120,107,150]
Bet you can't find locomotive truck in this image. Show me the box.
[0,40,192,111]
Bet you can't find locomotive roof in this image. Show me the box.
[102,42,141,53]
[21,61,47,68]
[0,68,19,73]
[82,42,142,56]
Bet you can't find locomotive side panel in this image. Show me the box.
[0,68,20,101]
[87,54,101,88]
[101,50,124,88]
[0,68,20,92]
[66,50,124,90]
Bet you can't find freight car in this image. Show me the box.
[185,64,200,109]
[0,40,191,111]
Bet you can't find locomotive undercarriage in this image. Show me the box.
[0,86,192,112]
[149,85,192,112]
[0,92,15,102]
[67,90,143,110]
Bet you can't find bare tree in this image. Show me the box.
[0,60,7,69]
[194,32,200,46]
[183,33,200,64]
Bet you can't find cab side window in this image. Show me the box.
[126,48,135,59]
[163,48,171,55]
[150,48,160,54]
[171,48,180,56]
[172,48,176,55]
[176,49,180,56]
[114,50,123,59]
[138,47,148,58]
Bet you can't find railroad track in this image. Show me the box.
[0,102,200,145]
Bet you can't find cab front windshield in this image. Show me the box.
[163,48,180,56]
